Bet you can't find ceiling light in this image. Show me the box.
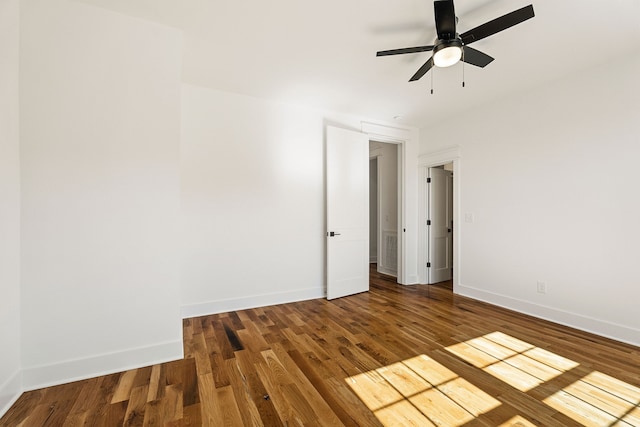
[433,40,463,68]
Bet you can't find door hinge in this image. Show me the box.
[427,219,431,226]
[427,177,431,183]
[427,262,431,268]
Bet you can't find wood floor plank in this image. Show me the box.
[141,398,162,427]
[237,320,271,353]
[178,403,202,427]
[205,333,231,388]
[233,350,283,426]
[94,400,127,427]
[216,385,245,426]
[197,373,222,427]
[255,359,307,426]
[3,265,640,426]
[211,318,238,360]
[111,370,138,404]
[192,333,213,376]
[225,357,265,427]
[146,364,162,403]
[163,383,184,423]
[62,376,104,426]
[123,385,148,427]
[82,373,122,426]
[268,344,344,426]
[0,390,43,426]
[181,357,199,408]
[287,348,367,427]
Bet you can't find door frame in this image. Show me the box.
[368,156,380,265]
[362,122,414,285]
[369,143,401,278]
[418,146,461,289]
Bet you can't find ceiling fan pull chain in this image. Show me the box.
[462,49,466,88]
[431,68,434,94]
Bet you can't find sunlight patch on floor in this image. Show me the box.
[445,331,579,392]
[543,371,640,426]
[346,354,500,426]
[346,331,639,426]
[498,415,538,426]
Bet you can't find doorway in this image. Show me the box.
[427,164,453,284]
[369,158,378,265]
[369,141,399,279]
[419,147,460,287]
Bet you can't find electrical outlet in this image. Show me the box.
[537,281,547,294]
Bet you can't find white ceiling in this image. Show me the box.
[79,0,640,127]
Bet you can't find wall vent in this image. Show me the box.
[383,230,398,273]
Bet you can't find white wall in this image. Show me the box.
[420,54,640,345]
[180,84,421,315]
[19,0,183,389]
[370,142,398,276]
[0,0,22,414]
[180,84,326,315]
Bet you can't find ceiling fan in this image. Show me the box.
[377,0,535,81]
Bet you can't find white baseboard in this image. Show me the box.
[377,266,397,278]
[0,370,22,420]
[457,284,640,347]
[404,274,419,285]
[369,257,377,263]
[181,286,325,319]
[22,340,183,392]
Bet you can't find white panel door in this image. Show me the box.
[446,172,454,280]
[326,126,369,300]
[428,167,453,284]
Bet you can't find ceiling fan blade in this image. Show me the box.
[376,45,434,57]
[461,4,534,45]
[462,46,494,67]
[409,57,434,81]
[434,0,457,40]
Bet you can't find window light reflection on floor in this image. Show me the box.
[346,332,640,426]
[445,331,579,392]
[345,354,500,426]
[498,415,537,426]
[445,331,640,426]
[543,371,640,426]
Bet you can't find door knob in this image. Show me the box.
[328,231,341,237]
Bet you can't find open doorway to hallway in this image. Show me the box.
[427,163,454,285]
[369,141,399,281]
[418,146,459,288]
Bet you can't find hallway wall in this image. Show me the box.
[0,0,22,413]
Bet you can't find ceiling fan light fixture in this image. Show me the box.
[433,39,463,67]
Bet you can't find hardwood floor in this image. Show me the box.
[2,267,640,426]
